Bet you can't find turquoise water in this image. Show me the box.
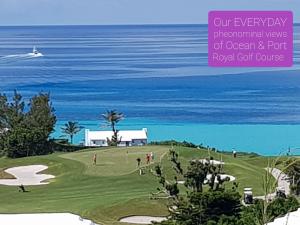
[1,25,300,155]
[54,119,300,156]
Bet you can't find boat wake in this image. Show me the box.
[1,53,41,59]
[0,47,43,63]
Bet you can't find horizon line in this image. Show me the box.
[0,23,207,27]
[1,22,300,27]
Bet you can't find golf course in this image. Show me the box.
[0,145,277,225]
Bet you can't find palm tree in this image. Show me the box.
[102,110,124,146]
[102,110,124,133]
[61,121,82,144]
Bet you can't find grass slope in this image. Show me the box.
[0,146,274,225]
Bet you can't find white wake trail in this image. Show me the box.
[0,53,43,63]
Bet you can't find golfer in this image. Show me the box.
[93,153,97,165]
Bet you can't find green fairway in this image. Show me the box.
[0,145,274,225]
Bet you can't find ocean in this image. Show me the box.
[0,24,300,155]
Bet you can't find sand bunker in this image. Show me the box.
[119,216,167,224]
[178,174,235,185]
[0,165,55,186]
[0,213,99,225]
[198,159,225,165]
[206,174,236,183]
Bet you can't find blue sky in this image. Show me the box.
[0,0,299,25]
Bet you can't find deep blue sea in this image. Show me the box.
[0,25,300,155]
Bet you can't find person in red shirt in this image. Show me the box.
[146,153,150,164]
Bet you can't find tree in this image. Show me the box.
[61,121,82,144]
[207,163,229,191]
[158,190,241,225]
[184,160,209,192]
[0,94,9,129]
[169,147,183,174]
[0,90,25,130]
[102,110,124,146]
[165,183,179,198]
[27,93,56,138]
[0,94,9,155]
[239,196,299,225]
[10,90,25,126]
[155,165,162,177]
[157,154,300,225]
[285,159,300,195]
[26,92,56,156]
[156,156,242,225]
[239,157,300,225]
[1,91,27,157]
[0,91,56,158]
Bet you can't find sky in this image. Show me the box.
[0,0,299,26]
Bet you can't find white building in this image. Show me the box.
[85,128,148,147]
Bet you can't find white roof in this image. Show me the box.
[86,129,147,142]
[244,188,252,191]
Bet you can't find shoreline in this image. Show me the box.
[54,120,300,156]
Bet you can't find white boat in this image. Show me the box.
[28,46,43,57]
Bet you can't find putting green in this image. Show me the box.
[61,146,169,177]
